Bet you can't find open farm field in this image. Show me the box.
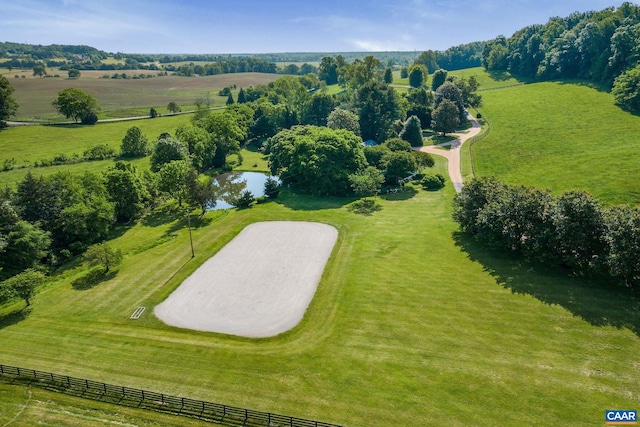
[1,169,639,426]
[470,78,640,205]
[7,72,280,121]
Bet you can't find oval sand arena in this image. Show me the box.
[155,221,338,337]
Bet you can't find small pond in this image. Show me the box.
[211,171,278,210]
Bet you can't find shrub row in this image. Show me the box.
[453,177,640,287]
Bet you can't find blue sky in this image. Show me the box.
[0,0,635,54]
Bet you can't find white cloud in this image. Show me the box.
[347,38,408,52]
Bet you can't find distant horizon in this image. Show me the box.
[2,1,636,55]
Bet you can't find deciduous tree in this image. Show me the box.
[150,135,189,172]
[0,75,19,126]
[382,151,416,184]
[1,268,45,306]
[327,108,360,135]
[104,162,149,222]
[33,64,47,78]
[267,126,367,196]
[167,101,181,114]
[52,88,100,123]
[409,65,427,88]
[432,99,460,135]
[355,81,402,142]
[158,160,193,207]
[431,69,448,91]
[84,243,123,273]
[612,64,640,112]
[120,126,151,158]
[349,166,384,199]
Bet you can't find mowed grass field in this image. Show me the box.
[1,68,639,426]
[1,168,639,426]
[459,68,640,205]
[0,114,193,188]
[6,72,280,121]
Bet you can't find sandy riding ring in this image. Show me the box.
[154,221,338,338]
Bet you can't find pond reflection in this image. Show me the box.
[211,172,278,210]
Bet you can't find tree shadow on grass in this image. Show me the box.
[71,268,117,290]
[275,191,354,211]
[380,186,418,201]
[453,232,640,337]
[140,204,184,228]
[348,199,383,216]
[0,307,32,330]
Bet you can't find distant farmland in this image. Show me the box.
[8,72,281,120]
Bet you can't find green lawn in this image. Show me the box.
[472,80,640,205]
[0,114,191,188]
[1,164,638,426]
[0,382,210,426]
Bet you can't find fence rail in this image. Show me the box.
[467,113,491,177]
[0,364,342,427]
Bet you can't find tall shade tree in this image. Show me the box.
[158,160,193,207]
[267,125,367,196]
[67,68,81,79]
[612,64,640,113]
[318,56,339,85]
[104,162,149,222]
[435,82,466,120]
[302,93,336,126]
[431,69,448,91]
[193,111,244,167]
[0,201,50,279]
[432,99,460,136]
[1,268,45,306]
[52,88,100,122]
[383,67,393,84]
[552,191,608,272]
[409,65,427,88]
[605,205,640,286]
[120,126,151,158]
[150,135,189,172]
[167,101,181,114]
[187,172,218,216]
[327,107,360,135]
[382,151,417,184]
[349,166,384,199]
[33,64,47,78]
[0,75,19,126]
[355,81,402,143]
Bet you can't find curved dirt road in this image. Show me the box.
[417,114,482,193]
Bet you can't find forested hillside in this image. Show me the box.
[482,2,640,90]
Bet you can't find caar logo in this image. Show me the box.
[606,410,637,425]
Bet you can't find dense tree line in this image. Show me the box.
[0,42,108,60]
[453,177,640,288]
[413,42,485,73]
[481,2,640,92]
[168,57,278,76]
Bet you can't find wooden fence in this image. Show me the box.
[0,364,342,427]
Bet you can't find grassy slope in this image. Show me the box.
[1,166,638,426]
[0,382,209,427]
[468,74,640,205]
[0,114,192,188]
